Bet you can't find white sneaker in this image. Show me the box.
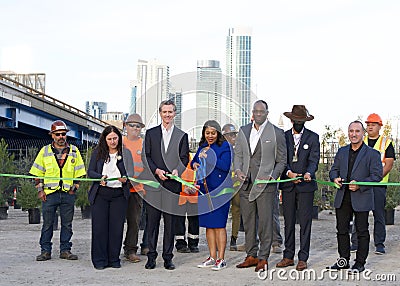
[197,257,216,268]
[212,259,227,271]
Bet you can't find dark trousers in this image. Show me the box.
[175,202,199,249]
[123,192,143,255]
[351,186,386,248]
[282,190,314,261]
[40,191,75,253]
[336,190,369,265]
[91,186,128,268]
[140,200,148,249]
[146,203,176,262]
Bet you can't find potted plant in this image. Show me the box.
[0,191,9,220]
[385,161,400,225]
[18,178,41,224]
[0,138,16,217]
[75,147,92,219]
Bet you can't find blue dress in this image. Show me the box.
[191,140,233,228]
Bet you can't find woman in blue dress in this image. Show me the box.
[192,120,233,271]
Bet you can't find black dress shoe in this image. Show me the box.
[326,258,350,270]
[164,260,176,270]
[109,262,121,268]
[189,246,199,253]
[94,265,107,270]
[145,259,156,269]
[177,246,191,253]
[348,262,365,273]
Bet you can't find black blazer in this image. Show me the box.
[280,128,320,193]
[87,148,132,204]
[143,124,189,193]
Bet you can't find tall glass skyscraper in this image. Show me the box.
[226,27,252,127]
[196,60,222,139]
[135,59,170,128]
[85,101,107,119]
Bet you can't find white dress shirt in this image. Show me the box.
[161,124,174,152]
[250,120,268,154]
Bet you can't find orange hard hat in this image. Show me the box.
[365,113,383,126]
[49,120,69,134]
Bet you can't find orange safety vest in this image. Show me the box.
[123,137,145,193]
[178,159,198,205]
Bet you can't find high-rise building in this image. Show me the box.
[129,80,138,115]
[135,59,170,128]
[196,60,222,139]
[226,27,253,127]
[169,91,182,129]
[85,101,107,119]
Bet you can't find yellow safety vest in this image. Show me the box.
[364,136,391,182]
[29,144,86,195]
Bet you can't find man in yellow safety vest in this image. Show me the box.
[30,120,86,261]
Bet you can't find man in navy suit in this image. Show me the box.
[327,120,382,273]
[142,99,190,270]
[276,105,320,271]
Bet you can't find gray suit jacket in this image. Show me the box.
[234,121,287,201]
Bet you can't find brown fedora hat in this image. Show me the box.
[283,105,314,121]
[125,113,145,128]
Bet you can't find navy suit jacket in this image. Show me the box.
[280,128,320,193]
[87,148,132,205]
[329,143,382,212]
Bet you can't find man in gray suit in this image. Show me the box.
[235,100,287,272]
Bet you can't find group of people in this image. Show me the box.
[29,99,395,274]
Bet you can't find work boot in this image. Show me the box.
[140,247,149,255]
[59,251,78,260]
[36,252,51,261]
[230,236,237,251]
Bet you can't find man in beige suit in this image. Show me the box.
[234,100,287,272]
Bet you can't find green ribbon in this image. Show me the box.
[166,173,235,198]
[165,173,197,189]
[3,172,399,191]
[0,173,160,188]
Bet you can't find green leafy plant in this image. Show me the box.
[386,160,400,210]
[18,178,41,209]
[315,163,335,210]
[0,139,16,199]
[75,147,92,208]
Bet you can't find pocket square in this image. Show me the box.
[265,140,271,143]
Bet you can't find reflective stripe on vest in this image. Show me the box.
[365,136,391,182]
[30,144,86,195]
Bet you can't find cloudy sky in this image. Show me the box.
[1,0,400,137]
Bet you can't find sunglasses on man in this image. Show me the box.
[126,123,142,128]
[54,132,67,137]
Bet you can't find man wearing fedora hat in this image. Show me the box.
[276,105,320,271]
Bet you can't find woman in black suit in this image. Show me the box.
[88,125,132,270]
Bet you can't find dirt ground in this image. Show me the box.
[0,206,399,286]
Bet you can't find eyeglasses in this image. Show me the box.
[224,133,237,138]
[127,123,142,128]
[54,132,67,137]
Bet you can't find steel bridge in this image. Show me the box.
[0,74,107,148]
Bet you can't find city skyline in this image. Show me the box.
[1,0,400,137]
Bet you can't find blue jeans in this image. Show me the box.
[40,191,75,253]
